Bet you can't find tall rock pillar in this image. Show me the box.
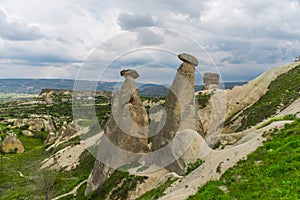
[152,53,199,175]
[85,69,149,196]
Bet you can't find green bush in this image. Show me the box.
[195,93,211,109]
[185,158,204,175]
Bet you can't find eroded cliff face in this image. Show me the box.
[85,69,149,195]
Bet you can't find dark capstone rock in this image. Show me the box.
[120,69,139,79]
[178,53,198,66]
[203,73,220,85]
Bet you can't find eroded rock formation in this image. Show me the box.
[85,69,149,195]
[13,116,55,132]
[151,53,200,175]
[1,132,24,153]
[44,121,79,145]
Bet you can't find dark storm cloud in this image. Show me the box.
[136,29,164,45]
[117,12,157,30]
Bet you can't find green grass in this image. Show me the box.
[88,170,147,200]
[257,114,297,129]
[195,93,211,109]
[235,65,300,131]
[0,128,95,200]
[185,158,204,175]
[136,178,178,200]
[0,136,51,199]
[51,136,81,154]
[189,118,300,199]
[51,150,95,198]
[0,91,113,199]
[0,93,37,102]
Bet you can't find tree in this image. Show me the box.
[35,168,58,200]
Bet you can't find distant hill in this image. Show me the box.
[0,79,246,97]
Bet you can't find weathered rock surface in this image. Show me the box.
[85,69,149,196]
[1,132,24,153]
[22,130,34,137]
[203,73,220,85]
[175,129,211,163]
[197,89,226,148]
[178,53,198,66]
[152,54,200,175]
[105,69,149,153]
[45,121,79,147]
[41,143,85,171]
[120,69,139,79]
[13,116,55,132]
[203,73,220,90]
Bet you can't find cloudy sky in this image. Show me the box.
[0,0,299,84]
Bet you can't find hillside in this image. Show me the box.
[0,62,299,200]
[223,63,300,133]
[189,118,300,199]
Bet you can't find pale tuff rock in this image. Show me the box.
[107,69,149,153]
[152,53,200,175]
[45,121,79,147]
[197,89,226,148]
[22,130,34,137]
[171,129,211,164]
[1,132,24,153]
[41,144,85,171]
[85,69,149,196]
[13,116,55,132]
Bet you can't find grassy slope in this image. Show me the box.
[0,131,95,200]
[136,178,178,200]
[189,118,300,200]
[0,135,50,199]
[235,64,300,131]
